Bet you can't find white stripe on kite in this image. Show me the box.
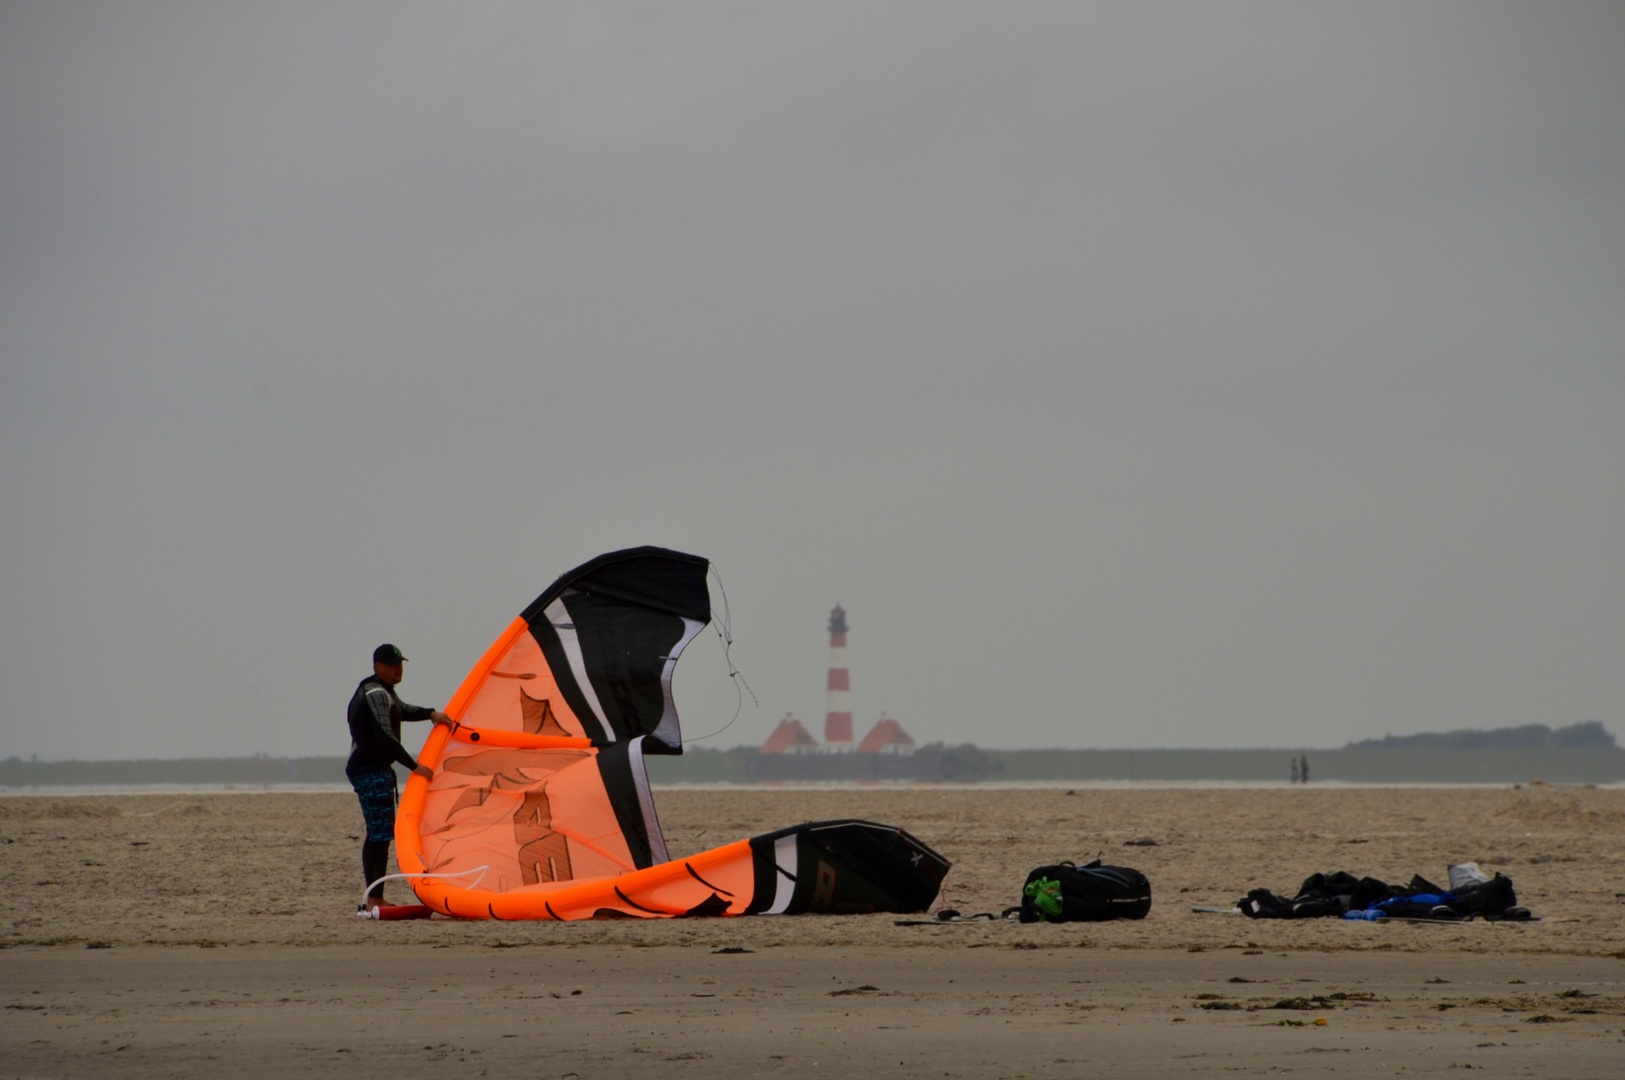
[544,597,614,742]
[627,737,669,866]
[767,835,797,914]
[653,617,706,748]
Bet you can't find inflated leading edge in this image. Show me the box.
[395,547,950,920]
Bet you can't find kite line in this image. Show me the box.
[688,563,756,744]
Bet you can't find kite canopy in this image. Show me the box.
[396,547,949,920]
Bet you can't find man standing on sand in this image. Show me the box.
[345,643,451,912]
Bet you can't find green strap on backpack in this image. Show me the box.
[1024,876,1064,920]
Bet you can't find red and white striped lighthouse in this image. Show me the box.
[823,605,853,751]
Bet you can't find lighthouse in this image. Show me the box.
[823,605,853,751]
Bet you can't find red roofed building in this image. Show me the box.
[857,713,916,755]
[761,713,820,755]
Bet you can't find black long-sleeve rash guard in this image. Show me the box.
[345,674,437,774]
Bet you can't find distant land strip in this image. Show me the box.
[4,746,1623,787]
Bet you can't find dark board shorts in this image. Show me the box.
[347,767,397,843]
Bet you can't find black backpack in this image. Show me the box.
[1011,860,1152,923]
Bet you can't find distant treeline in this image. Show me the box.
[645,745,1625,784]
[0,745,1003,788]
[1345,720,1614,751]
[0,756,347,788]
[5,728,1623,787]
[726,743,1002,783]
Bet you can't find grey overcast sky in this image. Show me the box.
[1,2,1621,761]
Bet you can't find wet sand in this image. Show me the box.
[2,784,1622,1076]
[4,945,1623,1079]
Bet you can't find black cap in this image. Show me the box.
[373,643,408,665]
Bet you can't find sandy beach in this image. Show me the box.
[3,784,1623,1077]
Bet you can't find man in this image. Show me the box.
[345,643,450,912]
